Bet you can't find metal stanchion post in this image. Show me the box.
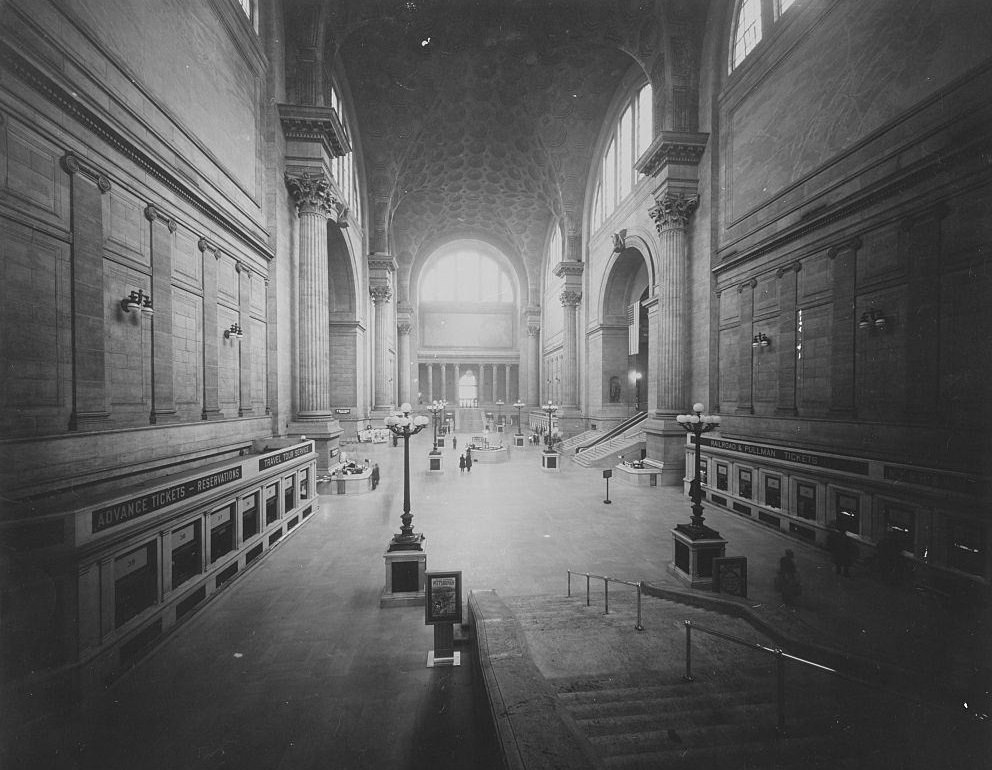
[683,620,694,681]
[635,585,643,631]
[604,578,610,615]
[776,649,786,734]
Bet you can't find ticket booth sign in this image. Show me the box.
[425,571,462,625]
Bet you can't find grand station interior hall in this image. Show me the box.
[1,1,990,768]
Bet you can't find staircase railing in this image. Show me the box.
[576,411,647,452]
[567,571,644,631]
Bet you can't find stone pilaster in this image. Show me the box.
[527,324,541,407]
[397,320,412,406]
[736,278,757,415]
[199,237,223,420]
[828,237,862,417]
[62,152,112,430]
[554,261,584,410]
[236,262,253,416]
[146,204,179,424]
[776,262,801,416]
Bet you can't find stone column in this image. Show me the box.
[527,324,540,406]
[504,365,511,404]
[370,284,393,410]
[490,363,497,402]
[285,170,342,471]
[146,204,179,424]
[397,321,412,406]
[648,192,698,415]
[554,261,584,410]
[454,363,460,403]
[62,152,112,430]
[199,238,223,420]
[427,364,434,402]
[440,363,448,402]
[286,171,335,420]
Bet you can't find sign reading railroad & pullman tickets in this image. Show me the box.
[425,571,462,625]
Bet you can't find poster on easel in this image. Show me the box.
[425,571,462,625]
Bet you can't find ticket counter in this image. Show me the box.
[6,440,320,700]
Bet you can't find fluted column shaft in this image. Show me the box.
[371,287,392,409]
[527,325,540,406]
[397,323,411,405]
[560,292,581,408]
[649,193,698,414]
[287,171,336,418]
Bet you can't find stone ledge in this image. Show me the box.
[468,589,595,770]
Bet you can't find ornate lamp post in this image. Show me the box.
[675,403,722,529]
[670,403,727,589]
[384,402,430,549]
[427,400,445,452]
[542,400,559,452]
[513,399,525,435]
[495,399,504,431]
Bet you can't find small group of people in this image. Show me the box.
[458,448,473,473]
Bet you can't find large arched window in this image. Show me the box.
[329,84,361,226]
[420,249,515,303]
[730,0,799,72]
[590,81,653,234]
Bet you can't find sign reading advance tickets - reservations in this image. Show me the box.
[92,467,243,534]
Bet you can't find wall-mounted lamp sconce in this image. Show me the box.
[224,323,244,339]
[858,310,887,330]
[121,289,153,315]
[751,332,771,348]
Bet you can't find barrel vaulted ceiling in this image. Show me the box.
[283,1,707,301]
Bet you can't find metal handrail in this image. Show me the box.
[567,570,644,631]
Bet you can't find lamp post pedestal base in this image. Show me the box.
[669,525,727,590]
[541,451,561,471]
[381,540,427,608]
[514,434,525,447]
[428,450,443,472]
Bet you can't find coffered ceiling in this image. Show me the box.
[286,1,695,298]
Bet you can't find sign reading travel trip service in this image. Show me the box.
[92,467,243,533]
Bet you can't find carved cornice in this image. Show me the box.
[277,103,351,158]
[285,170,338,217]
[61,151,111,193]
[635,131,709,178]
[144,204,177,232]
[367,253,398,274]
[369,284,393,304]
[553,260,584,279]
[0,40,272,259]
[559,289,583,307]
[649,192,699,232]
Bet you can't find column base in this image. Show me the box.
[381,542,427,608]
[541,451,561,471]
[669,525,728,590]
[69,410,111,431]
[287,419,343,474]
[641,418,690,486]
[428,450,443,472]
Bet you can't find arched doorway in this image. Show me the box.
[458,371,478,407]
[592,245,651,421]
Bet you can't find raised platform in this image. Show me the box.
[316,467,372,494]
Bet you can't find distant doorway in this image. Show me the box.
[458,371,478,407]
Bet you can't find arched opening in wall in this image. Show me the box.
[597,246,651,418]
[327,224,359,411]
[415,240,523,418]
[458,371,478,407]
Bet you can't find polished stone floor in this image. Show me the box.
[20,432,990,769]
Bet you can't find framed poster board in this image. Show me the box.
[425,571,462,625]
[713,557,748,598]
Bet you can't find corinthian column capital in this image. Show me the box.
[559,289,582,307]
[649,192,699,232]
[370,284,393,304]
[285,170,338,217]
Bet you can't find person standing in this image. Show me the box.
[458,454,466,472]
[370,463,380,490]
[452,435,457,451]
[465,451,473,473]
[774,549,801,606]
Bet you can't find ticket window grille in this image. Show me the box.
[947,520,985,577]
[883,503,915,555]
[738,468,753,500]
[796,482,816,520]
[716,463,729,491]
[210,504,235,563]
[265,483,279,525]
[764,475,781,509]
[299,469,309,500]
[171,521,201,591]
[835,493,860,535]
[242,492,260,541]
[115,542,157,628]
[283,474,295,514]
